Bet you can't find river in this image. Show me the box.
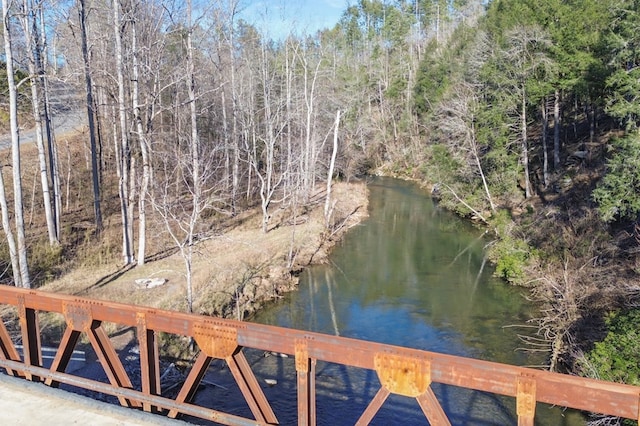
[195,178,585,425]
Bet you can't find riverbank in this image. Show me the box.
[383,126,640,378]
[41,181,369,321]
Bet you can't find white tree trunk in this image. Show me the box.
[185,0,199,313]
[542,97,549,188]
[38,4,61,240]
[3,0,31,288]
[522,89,532,198]
[131,18,150,266]
[471,120,495,213]
[325,110,340,228]
[21,0,59,246]
[113,0,134,265]
[0,169,20,287]
[553,88,561,170]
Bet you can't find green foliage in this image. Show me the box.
[414,23,477,116]
[423,144,459,180]
[583,310,640,387]
[606,68,640,132]
[414,51,451,115]
[490,235,534,284]
[592,135,640,222]
[487,210,536,284]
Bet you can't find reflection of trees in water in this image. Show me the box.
[307,267,341,336]
[243,179,582,425]
[326,269,340,336]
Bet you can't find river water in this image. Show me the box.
[195,178,585,425]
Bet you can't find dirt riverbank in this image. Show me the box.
[41,181,369,321]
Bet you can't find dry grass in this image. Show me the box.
[17,133,371,319]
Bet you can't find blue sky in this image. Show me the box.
[239,0,350,39]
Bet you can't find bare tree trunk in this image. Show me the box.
[255,38,284,234]
[542,97,549,188]
[226,0,240,213]
[131,16,150,266]
[471,120,495,212]
[113,0,134,265]
[553,88,561,170]
[21,0,59,246]
[3,0,30,288]
[185,0,199,313]
[39,4,61,241]
[284,39,295,199]
[79,0,103,232]
[0,1,21,283]
[302,54,321,195]
[325,110,340,228]
[0,168,20,287]
[522,89,532,198]
[438,84,495,213]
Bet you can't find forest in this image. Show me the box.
[2,0,640,420]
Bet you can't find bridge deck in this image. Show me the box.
[0,373,184,425]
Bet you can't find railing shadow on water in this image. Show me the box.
[0,286,638,426]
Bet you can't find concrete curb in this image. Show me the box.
[0,373,190,425]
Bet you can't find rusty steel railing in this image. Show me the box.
[0,286,638,425]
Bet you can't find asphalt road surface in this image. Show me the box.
[0,108,87,150]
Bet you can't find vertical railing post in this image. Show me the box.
[137,312,160,413]
[517,375,537,426]
[17,295,41,381]
[296,339,316,426]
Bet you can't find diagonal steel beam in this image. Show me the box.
[168,351,212,419]
[227,349,278,425]
[355,386,390,425]
[87,321,141,408]
[0,315,22,377]
[416,387,451,426]
[45,326,81,387]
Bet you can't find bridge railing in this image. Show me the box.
[0,286,637,426]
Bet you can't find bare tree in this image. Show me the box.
[131,4,147,266]
[553,89,561,170]
[38,4,62,241]
[299,44,322,197]
[324,110,340,228]
[78,0,103,231]
[147,0,225,314]
[151,142,225,314]
[2,0,31,287]
[130,0,166,266]
[19,0,59,246]
[438,83,496,213]
[252,36,286,233]
[112,0,135,265]
[503,25,553,199]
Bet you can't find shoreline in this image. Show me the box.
[41,181,370,324]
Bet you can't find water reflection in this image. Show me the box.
[238,178,585,425]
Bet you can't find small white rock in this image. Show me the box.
[135,278,167,289]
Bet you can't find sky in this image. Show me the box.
[239,0,350,39]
